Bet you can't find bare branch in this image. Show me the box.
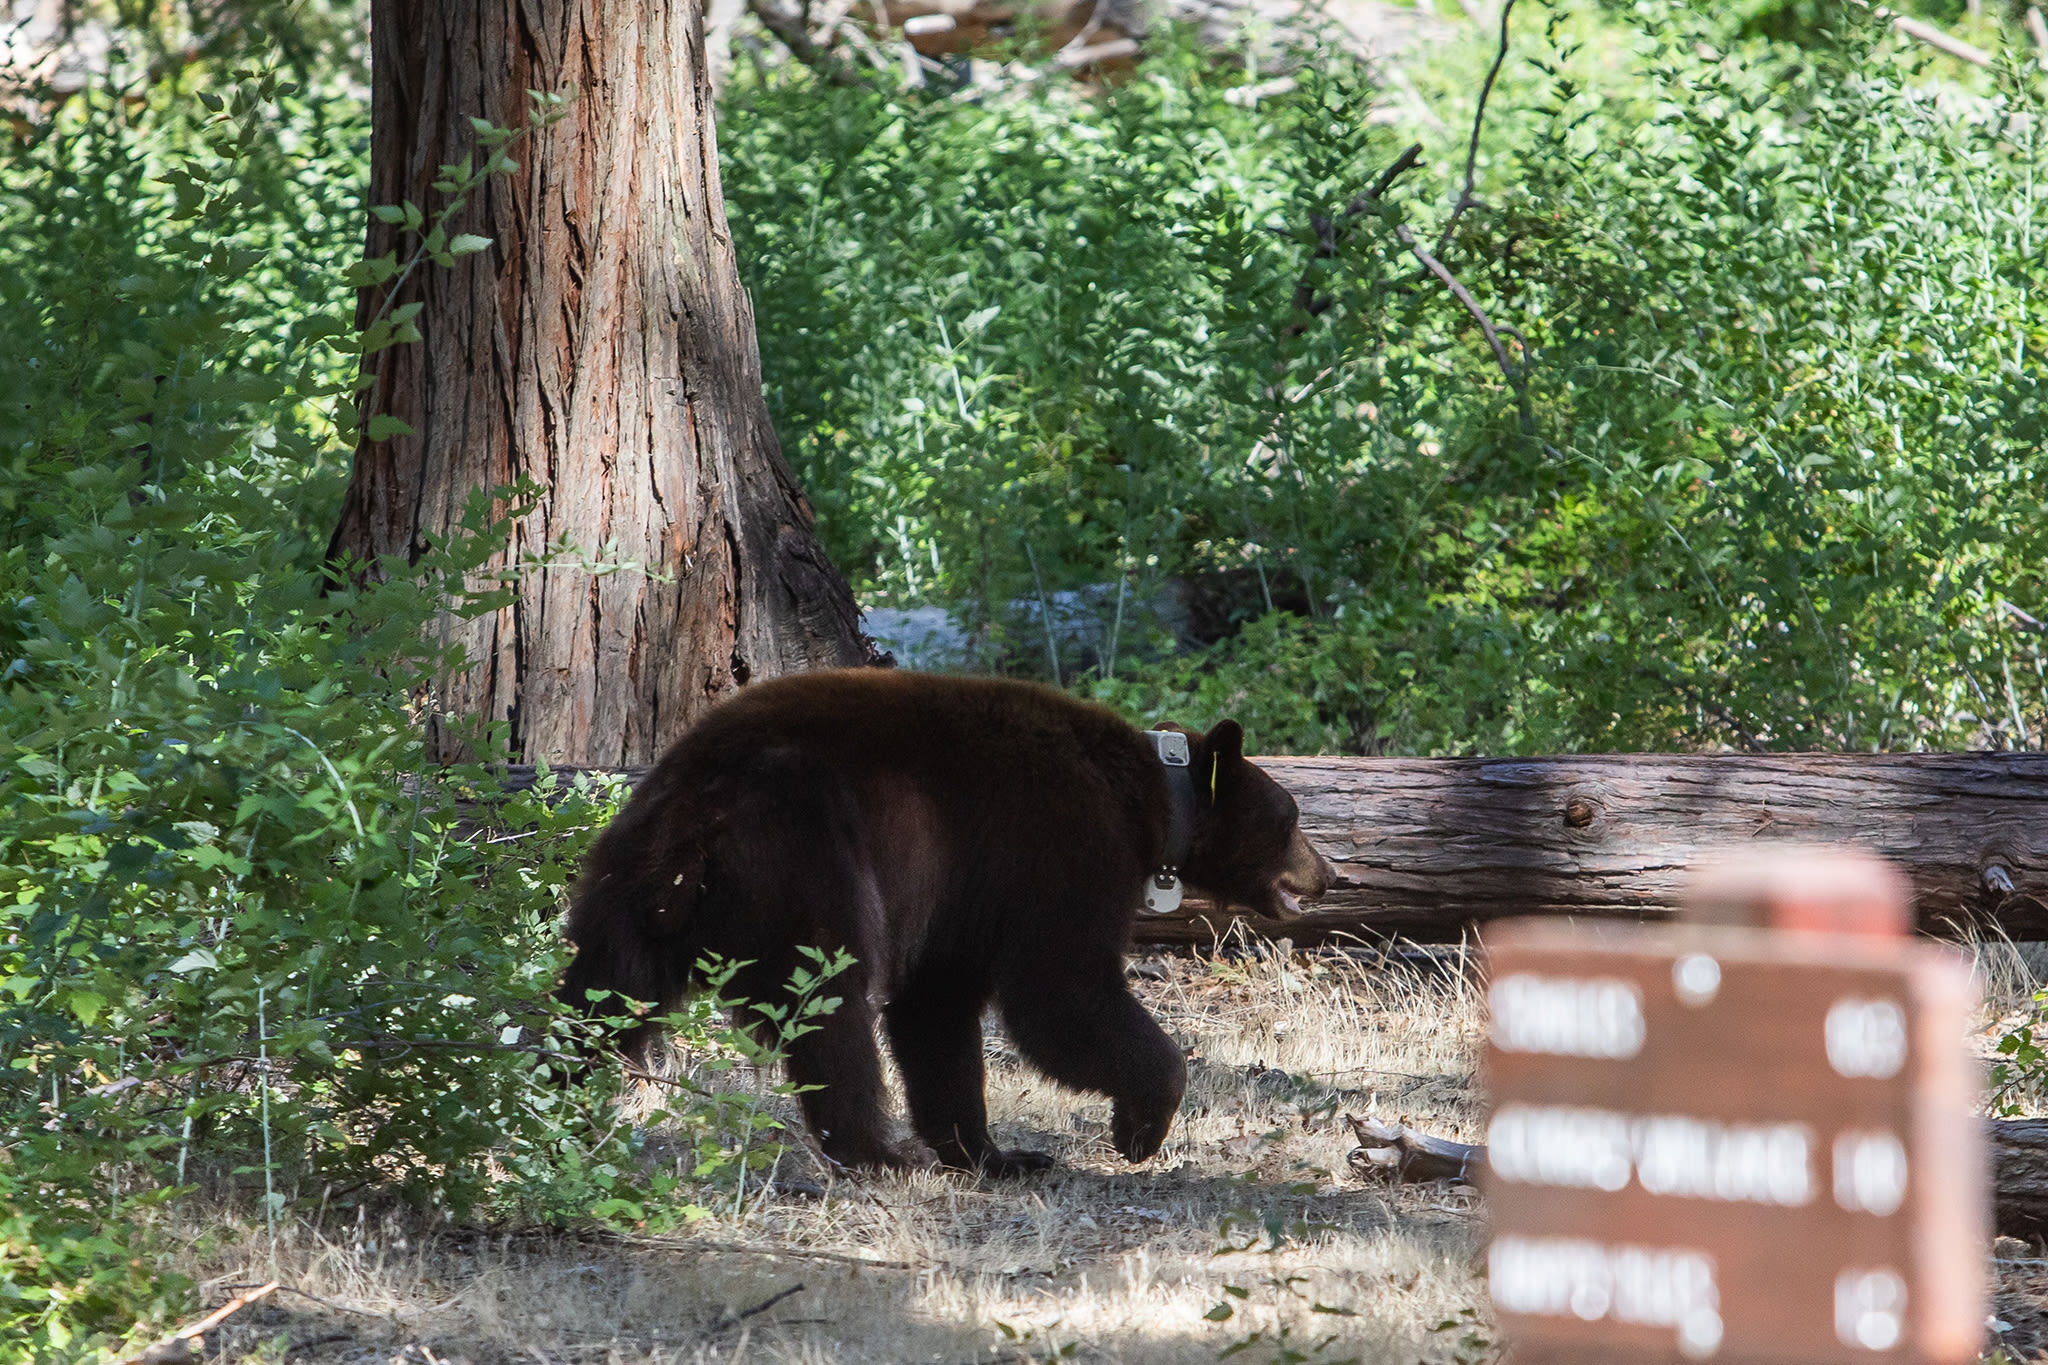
[1396,223,1531,429]
[1352,141,1427,217]
[1435,0,1516,260]
[746,0,869,84]
[1281,143,1425,339]
[116,1282,278,1365]
[2004,601,2047,634]
[1888,12,1993,66]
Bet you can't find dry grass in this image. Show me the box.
[165,932,2048,1364]
[173,945,1495,1365]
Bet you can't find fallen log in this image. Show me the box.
[1344,1113,1484,1184]
[1993,1119,2048,1239]
[1150,753,2048,945]
[490,753,2048,944]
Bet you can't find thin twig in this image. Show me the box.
[1395,224,1530,429]
[634,1235,931,1271]
[704,1283,807,1339]
[1281,143,1426,339]
[211,1282,386,1318]
[1436,0,1516,260]
[1354,143,1428,215]
[1023,539,1062,687]
[117,1282,278,1365]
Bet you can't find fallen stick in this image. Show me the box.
[1050,36,1138,71]
[702,1282,806,1340]
[117,1280,278,1365]
[1344,1114,1483,1184]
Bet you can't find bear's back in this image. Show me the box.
[672,670,1151,790]
[628,671,1161,882]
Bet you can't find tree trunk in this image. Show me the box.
[489,752,2048,943]
[330,0,871,766]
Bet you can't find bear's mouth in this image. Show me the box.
[1268,830,1335,920]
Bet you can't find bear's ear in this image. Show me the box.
[1200,720,1245,806]
[1204,719,1245,762]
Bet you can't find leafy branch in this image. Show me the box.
[339,88,573,444]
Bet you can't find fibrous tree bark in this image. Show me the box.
[330,0,871,766]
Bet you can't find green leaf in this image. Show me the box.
[367,414,417,441]
[168,949,219,975]
[448,234,493,257]
[344,253,401,286]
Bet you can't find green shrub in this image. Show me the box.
[0,71,837,1356]
[727,6,2048,754]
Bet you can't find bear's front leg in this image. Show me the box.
[998,962,1187,1164]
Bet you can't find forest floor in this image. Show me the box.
[169,937,2048,1365]
[168,945,1491,1364]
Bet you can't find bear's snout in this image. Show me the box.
[1271,830,1335,919]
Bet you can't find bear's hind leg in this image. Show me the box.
[886,977,1053,1176]
[997,962,1187,1164]
[714,766,924,1174]
[773,982,924,1172]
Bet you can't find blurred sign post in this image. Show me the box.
[1482,848,1986,1364]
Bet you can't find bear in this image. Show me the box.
[559,669,1333,1174]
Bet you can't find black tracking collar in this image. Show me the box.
[1141,730,1199,913]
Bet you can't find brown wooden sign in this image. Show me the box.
[1482,851,1986,1364]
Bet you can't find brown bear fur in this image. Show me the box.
[560,669,1332,1174]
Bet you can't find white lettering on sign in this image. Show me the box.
[1491,1234,1724,1359]
[1826,997,1908,1079]
[1489,1105,1814,1206]
[1833,1131,1909,1217]
[1633,1115,1812,1206]
[1489,973,1646,1059]
[1834,1267,1908,1351]
[1673,953,1722,1007]
[1488,1105,1633,1191]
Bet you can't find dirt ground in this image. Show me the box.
[169,944,1492,1364]
[166,937,2048,1364]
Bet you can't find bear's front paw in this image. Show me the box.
[1111,1103,1173,1163]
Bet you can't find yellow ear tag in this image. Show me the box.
[1209,753,1219,802]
